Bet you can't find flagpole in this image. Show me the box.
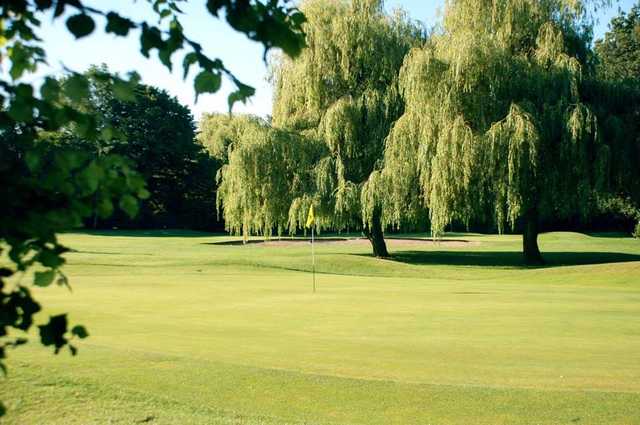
[311,226,316,293]
[306,204,316,293]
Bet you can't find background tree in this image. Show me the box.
[591,3,640,234]
[595,4,640,194]
[199,113,326,240]
[595,2,640,81]
[382,0,612,264]
[57,66,223,230]
[0,0,306,417]
[215,0,424,257]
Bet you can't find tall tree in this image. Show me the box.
[215,0,424,256]
[595,2,640,81]
[71,66,222,229]
[199,113,326,240]
[594,3,640,200]
[382,0,611,264]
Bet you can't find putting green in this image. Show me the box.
[2,231,639,424]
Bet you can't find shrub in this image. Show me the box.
[595,194,640,236]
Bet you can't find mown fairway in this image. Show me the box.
[2,231,640,424]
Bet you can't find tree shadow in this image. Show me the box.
[69,250,154,255]
[206,237,351,246]
[207,237,475,246]
[584,232,634,238]
[378,250,640,268]
[70,229,223,238]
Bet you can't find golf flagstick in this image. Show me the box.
[306,204,316,293]
[312,226,316,293]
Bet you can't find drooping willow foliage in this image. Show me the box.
[208,0,637,260]
[198,113,268,163]
[274,0,425,255]
[200,113,326,240]
[381,0,615,262]
[214,0,424,255]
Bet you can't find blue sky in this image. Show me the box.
[35,0,636,121]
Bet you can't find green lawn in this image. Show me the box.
[2,231,640,424]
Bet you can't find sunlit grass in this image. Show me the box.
[2,231,639,424]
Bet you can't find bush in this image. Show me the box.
[595,194,640,235]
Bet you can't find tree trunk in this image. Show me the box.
[523,208,544,265]
[366,207,389,258]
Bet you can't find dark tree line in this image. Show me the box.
[591,2,640,236]
[47,66,224,231]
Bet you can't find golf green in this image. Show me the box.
[2,231,639,424]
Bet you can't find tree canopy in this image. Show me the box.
[381,0,615,264]
[595,2,640,81]
[200,112,326,240]
[213,0,425,256]
[591,3,640,235]
[55,66,223,230]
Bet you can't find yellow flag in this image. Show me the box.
[305,204,315,228]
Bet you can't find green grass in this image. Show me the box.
[2,230,640,424]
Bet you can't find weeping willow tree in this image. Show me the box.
[382,0,613,264]
[198,113,326,240]
[264,0,425,257]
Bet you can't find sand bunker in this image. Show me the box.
[214,237,479,248]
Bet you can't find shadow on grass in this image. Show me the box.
[69,229,223,238]
[208,237,351,246]
[584,232,634,239]
[207,237,474,246]
[377,250,640,268]
[69,250,155,255]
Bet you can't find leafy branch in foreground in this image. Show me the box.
[1,0,306,416]
[0,128,149,366]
